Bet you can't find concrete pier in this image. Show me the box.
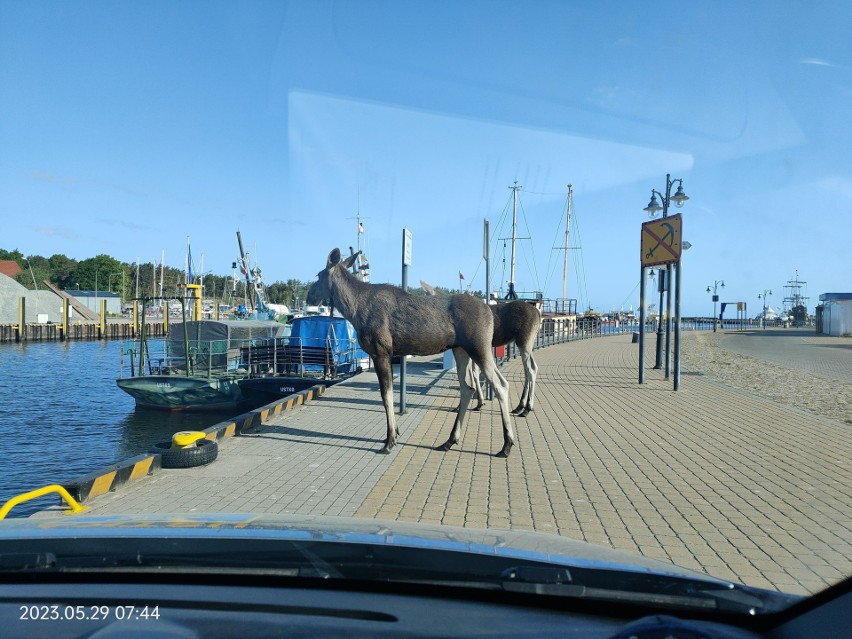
[42,330,852,597]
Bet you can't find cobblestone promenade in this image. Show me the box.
[70,329,852,596]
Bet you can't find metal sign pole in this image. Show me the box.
[639,265,646,384]
[665,263,673,378]
[484,219,493,401]
[674,257,682,390]
[400,228,412,415]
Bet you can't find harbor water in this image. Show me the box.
[0,340,241,518]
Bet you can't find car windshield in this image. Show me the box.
[0,0,850,620]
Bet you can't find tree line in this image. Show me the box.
[0,248,312,308]
[1,248,468,310]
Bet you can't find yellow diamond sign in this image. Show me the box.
[641,214,682,267]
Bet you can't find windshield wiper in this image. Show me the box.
[0,553,57,571]
[389,564,794,615]
[0,540,799,614]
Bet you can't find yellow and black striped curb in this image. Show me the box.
[203,384,326,440]
[63,453,161,503]
[62,384,326,505]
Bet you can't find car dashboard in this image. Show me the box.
[3,573,849,639]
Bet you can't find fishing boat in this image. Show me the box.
[116,319,286,411]
[117,314,370,411]
[237,315,370,405]
[116,225,372,411]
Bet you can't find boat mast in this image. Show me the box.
[507,181,520,299]
[562,184,572,307]
[783,270,809,324]
[349,211,370,283]
[236,231,253,311]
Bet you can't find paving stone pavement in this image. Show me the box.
[68,331,852,596]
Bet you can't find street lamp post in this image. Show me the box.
[759,289,772,329]
[706,280,725,331]
[643,174,688,376]
[648,270,665,369]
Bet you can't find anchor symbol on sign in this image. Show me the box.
[645,221,675,260]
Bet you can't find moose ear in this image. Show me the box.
[327,248,342,268]
[342,251,360,269]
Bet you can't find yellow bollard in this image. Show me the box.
[171,431,207,449]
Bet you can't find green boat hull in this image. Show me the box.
[116,375,246,411]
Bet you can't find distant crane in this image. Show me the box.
[235,230,275,320]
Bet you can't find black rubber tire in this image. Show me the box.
[150,439,219,469]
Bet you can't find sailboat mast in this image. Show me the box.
[349,211,370,283]
[562,184,572,304]
[507,181,520,299]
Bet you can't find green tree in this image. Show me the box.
[13,254,50,290]
[48,254,79,289]
[75,255,125,293]
[0,248,25,266]
[267,279,310,308]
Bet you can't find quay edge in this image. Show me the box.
[21,384,327,513]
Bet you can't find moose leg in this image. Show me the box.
[477,354,515,457]
[471,362,484,411]
[438,348,476,451]
[455,360,484,412]
[453,360,484,413]
[374,355,398,453]
[512,349,538,417]
[525,351,538,413]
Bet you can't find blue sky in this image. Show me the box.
[1,0,850,316]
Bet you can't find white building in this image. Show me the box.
[816,293,852,337]
[69,290,122,315]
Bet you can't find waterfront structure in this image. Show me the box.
[816,293,852,337]
[69,290,122,315]
[0,274,65,324]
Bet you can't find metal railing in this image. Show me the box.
[119,334,368,381]
[0,484,88,520]
[497,316,716,365]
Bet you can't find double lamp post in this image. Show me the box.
[643,175,689,374]
[706,280,724,332]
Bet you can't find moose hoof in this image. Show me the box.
[495,443,514,458]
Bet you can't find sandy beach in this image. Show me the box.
[679,329,852,425]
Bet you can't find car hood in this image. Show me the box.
[0,512,734,583]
